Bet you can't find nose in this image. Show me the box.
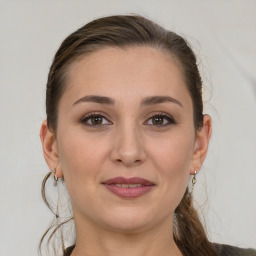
[110,123,146,167]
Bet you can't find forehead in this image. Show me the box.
[62,46,191,107]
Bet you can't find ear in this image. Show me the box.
[40,120,62,178]
[190,114,212,174]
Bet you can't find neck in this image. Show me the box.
[71,213,182,256]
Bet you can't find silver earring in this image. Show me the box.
[191,170,197,193]
[51,168,58,181]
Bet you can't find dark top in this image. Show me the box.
[214,243,256,256]
[64,243,256,256]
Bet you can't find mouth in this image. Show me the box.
[102,177,155,199]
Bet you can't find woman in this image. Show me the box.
[39,15,256,256]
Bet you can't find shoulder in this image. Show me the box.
[213,243,256,256]
[64,243,256,256]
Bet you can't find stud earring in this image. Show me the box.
[51,168,58,181]
[191,170,197,193]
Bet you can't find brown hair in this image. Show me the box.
[40,15,216,256]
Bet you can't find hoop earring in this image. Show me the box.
[51,168,58,181]
[191,170,197,193]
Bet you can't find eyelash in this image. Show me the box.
[146,112,176,126]
[80,112,176,127]
[80,112,111,126]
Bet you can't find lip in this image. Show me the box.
[102,176,155,199]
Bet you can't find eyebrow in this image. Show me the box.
[73,95,115,106]
[72,95,183,108]
[141,96,183,107]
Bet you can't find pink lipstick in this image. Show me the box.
[102,177,155,199]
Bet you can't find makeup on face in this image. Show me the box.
[55,46,196,234]
[102,176,155,199]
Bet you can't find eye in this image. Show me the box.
[81,113,111,126]
[145,113,176,126]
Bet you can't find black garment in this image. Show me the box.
[64,245,74,256]
[214,243,256,256]
[64,244,256,256]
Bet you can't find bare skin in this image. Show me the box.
[41,46,211,256]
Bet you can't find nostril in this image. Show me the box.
[115,158,142,165]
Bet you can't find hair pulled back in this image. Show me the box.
[41,15,216,256]
[46,15,203,132]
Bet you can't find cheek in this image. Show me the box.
[148,131,194,206]
[57,130,108,191]
[150,130,194,173]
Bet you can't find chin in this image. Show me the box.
[103,219,152,234]
[97,207,163,233]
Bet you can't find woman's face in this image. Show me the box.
[48,46,207,233]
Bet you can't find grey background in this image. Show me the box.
[0,1,255,255]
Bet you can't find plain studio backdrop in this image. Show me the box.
[0,1,255,255]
